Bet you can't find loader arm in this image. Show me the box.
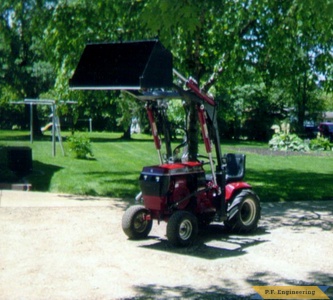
[172,72,224,172]
[173,72,227,220]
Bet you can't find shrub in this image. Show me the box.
[269,132,310,152]
[309,136,332,151]
[67,134,93,159]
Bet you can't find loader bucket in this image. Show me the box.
[69,40,173,90]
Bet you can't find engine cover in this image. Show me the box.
[139,161,206,215]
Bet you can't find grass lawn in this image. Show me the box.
[1,130,332,202]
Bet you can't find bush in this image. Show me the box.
[67,134,93,159]
[309,136,332,151]
[269,132,310,152]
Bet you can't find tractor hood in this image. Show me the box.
[69,39,173,90]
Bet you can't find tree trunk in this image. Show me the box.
[121,125,131,140]
[187,102,199,161]
[295,73,307,134]
[24,105,43,137]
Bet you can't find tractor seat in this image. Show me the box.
[205,153,246,184]
[225,153,246,183]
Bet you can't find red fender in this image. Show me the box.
[225,182,252,202]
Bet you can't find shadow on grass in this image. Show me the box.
[0,132,56,142]
[247,168,333,202]
[89,136,154,143]
[0,132,30,141]
[27,160,63,191]
[79,166,333,201]
[82,167,333,201]
[89,135,183,144]
[82,171,140,198]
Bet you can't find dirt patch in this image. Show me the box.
[1,198,333,299]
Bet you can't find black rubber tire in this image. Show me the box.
[166,211,198,247]
[122,205,152,240]
[224,189,261,233]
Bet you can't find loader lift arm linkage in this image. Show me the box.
[172,69,227,219]
[126,68,227,219]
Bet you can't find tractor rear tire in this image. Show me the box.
[167,211,198,247]
[224,189,260,233]
[122,205,152,240]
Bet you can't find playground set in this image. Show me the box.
[11,99,77,157]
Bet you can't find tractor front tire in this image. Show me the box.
[224,189,260,233]
[167,211,198,247]
[122,205,152,240]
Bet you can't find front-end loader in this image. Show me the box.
[70,39,261,246]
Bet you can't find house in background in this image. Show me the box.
[322,112,333,122]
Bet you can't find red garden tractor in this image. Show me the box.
[70,40,261,246]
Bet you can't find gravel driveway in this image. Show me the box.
[1,191,332,299]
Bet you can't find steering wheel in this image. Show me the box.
[196,154,215,165]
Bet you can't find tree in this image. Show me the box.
[0,0,56,132]
[251,0,333,131]
[140,0,262,157]
[44,0,147,137]
[3,0,332,145]
[129,1,332,143]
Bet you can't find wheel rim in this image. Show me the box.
[240,198,256,226]
[133,212,148,233]
[179,219,193,240]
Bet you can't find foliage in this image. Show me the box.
[256,0,333,130]
[309,136,332,151]
[1,0,333,144]
[141,0,333,143]
[228,82,279,140]
[140,0,269,154]
[0,86,25,129]
[321,91,333,111]
[269,132,310,152]
[116,92,144,139]
[67,133,93,159]
[0,0,56,98]
[167,100,187,137]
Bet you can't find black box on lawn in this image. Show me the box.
[7,147,33,174]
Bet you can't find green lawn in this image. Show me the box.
[1,130,332,202]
